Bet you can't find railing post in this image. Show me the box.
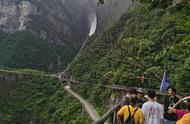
[93,103,121,124]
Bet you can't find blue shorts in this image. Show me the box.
[164,119,176,124]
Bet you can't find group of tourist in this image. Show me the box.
[109,87,190,124]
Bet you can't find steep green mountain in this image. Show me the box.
[0,70,90,124]
[0,0,132,72]
[69,2,190,91]
[0,0,93,71]
[0,31,75,71]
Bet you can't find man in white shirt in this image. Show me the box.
[142,90,164,124]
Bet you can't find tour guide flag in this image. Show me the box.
[160,71,169,92]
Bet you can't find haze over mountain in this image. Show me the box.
[0,0,131,71]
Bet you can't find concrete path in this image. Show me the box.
[64,86,100,122]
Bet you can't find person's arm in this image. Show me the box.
[168,98,186,115]
[172,99,182,109]
[160,119,164,124]
[160,104,164,124]
[168,107,176,114]
[142,104,147,123]
[169,96,189,112]
[182,96,190,101]
[168,99,181,113]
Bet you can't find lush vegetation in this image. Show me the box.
[1,1,190,123]
[134,0,177,8]
[0,71,90,124]
[99,0,188,9]
[0,31,76,72]
[73,82,112,115]
[69,2,190,92]
[0,67,51,76]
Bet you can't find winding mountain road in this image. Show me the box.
[64,86,100,122]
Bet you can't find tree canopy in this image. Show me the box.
[98,0,188,8]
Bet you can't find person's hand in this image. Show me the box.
[178,99,183,103]
[168,106,174,113]
[168,107,172,110]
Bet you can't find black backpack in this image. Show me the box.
[124,106,138,124]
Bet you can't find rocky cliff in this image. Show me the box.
[0,0,132,71]
[0,0,92,71]
[0,0,90,46]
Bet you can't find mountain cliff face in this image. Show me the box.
[0,0,132,71]
[68,3,190,91]
[96,0,133,33]
[0,0,89,45]
[0,0,91,71]
[0,0,132,45]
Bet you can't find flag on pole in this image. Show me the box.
[160,71,169,92]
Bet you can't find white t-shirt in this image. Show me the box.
[142,101,164,124]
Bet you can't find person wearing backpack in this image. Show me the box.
[117,95,144,124]
[142,90,164,124]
